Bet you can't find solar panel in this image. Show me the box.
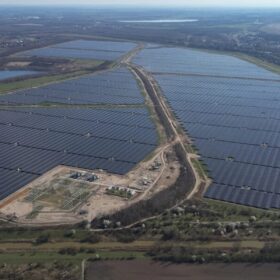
[134,46,280,209]
[18,40,137,61]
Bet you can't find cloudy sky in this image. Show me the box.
[1,0,280,7]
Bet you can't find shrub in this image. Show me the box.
[115,232,136,243]
[80,233,101,244]
[34,234,49,245]
[59,247,78,255]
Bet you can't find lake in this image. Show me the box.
[119,19,199,23]
[0,70,38,81]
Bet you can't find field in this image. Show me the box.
[133,46,280,209]
[86,261,280,280]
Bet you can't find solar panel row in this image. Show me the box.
[0,167,38,201]
[134,45,280,209]
[205,183,276,209]
[1,107,153,128]
[0,106,157,200]
[18,40,137,61]
[0,68,143,106]
[0,62,157,201]
[133,47,280,80]
[48,40,137,52]
[0,110,157,145]
[195,139,280,168]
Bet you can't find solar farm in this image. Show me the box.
[0,68,145,105]
[1,38,184,225]
[17,39,137,61]
[134,46,280,209]
[0,105,158,199]
[1,37,280,225]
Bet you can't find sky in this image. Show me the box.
[0,0,280,7]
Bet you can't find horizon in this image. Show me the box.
[1,4,280,10]
[1,0,280,8]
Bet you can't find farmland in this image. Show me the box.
[133,46,280,210]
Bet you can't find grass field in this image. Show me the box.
[0,239,266,255]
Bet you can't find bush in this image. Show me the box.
[59,247,79,255]
[34,234,49,245]
[161,226,180,240]
[64,229,76,238]
[77,220,88,229]
[80,233,101,244]
[115,232,136,243]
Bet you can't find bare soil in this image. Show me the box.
[86,260,280,280]
[0,144,179,226]
[5,61,31,67]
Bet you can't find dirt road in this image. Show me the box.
[129,63,208,199]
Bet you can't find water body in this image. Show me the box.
[119,19,198,23]
[0,70,38,81]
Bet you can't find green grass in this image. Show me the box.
[0,250,148,265]
[0,252,86,265]
[98,251,148,260]
[196,240,264,249]
[0,228,90,242]
[106,189,133,199]
[25,205,44,220]
[204,198,280,220]
[70,59,104,69]
[191,158,208,179]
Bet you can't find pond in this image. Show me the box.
[0,70,38,81]
[119,19,198,23]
